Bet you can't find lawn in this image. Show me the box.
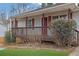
[0,48,69,56]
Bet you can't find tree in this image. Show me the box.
[0,10,7,26]
[9,4,17,16]
[16,3,28,13]
[9,3,41,17]
[49,19,76,47]
[9,3,28,16]
[5,31,16,44]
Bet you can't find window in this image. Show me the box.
[60,15,67,19]
[20,29,23,34]
[27,19,32,27]
[52,14,67,20]
[52,16,58,19]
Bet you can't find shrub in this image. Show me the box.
[5,31,16,44]
[49,19,76,47]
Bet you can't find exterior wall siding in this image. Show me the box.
[45,10,68,35]
[35,18,41,27]
[27,16,42,36]
[73,11,79,29]
[17,19,26,27]
[27,10,68,36]
[12,10,69,36]
[27,28,41,35]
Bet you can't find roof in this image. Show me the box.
[10,3,77,19]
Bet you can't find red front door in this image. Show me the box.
[42,17,47,36]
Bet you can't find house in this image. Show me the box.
[10,3,79,44]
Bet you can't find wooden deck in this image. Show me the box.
[12,27,79,47]
[12,27,53,44]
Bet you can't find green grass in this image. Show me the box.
[0,48,69,56]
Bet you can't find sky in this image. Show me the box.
[0,3,41,37]
[0,25,6,37]
[0,3,41,11]
[0,3,41,17]
[0,3,10,37]
[0,3,11,11]
[0,3,12,16]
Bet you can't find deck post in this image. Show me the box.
[48,16,51,23]
[68,9,72,20]
[15,18,17,35]
[11,20,14,40]
[26,17,28,36]
[25,17,28,43]
[77,32,79,45]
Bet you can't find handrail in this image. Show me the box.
[73,28,79,46]
[73,28,79,33]
[12,26,49,29]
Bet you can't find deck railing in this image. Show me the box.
[12,27,47,36]
[11,27,54,43]
[73,29,79,45]
[12,27,79,46]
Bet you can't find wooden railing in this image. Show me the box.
[12,27,79,46]
[12,27,26,37]
[11,27,54,43]
[73,29,79,45]
[12,27,47,36]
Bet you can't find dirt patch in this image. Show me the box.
[5,43,75,53]
[0,37,5,45]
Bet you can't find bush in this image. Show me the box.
[49,19,76,47]
[5,31,16,44]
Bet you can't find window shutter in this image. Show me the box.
[32,18,34,29]
[48,16,51,23]
[70,12,72,19]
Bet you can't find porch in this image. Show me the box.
[12,27,54,44]
[10,4,78,46]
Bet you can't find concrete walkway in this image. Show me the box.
[69,47,79,56]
